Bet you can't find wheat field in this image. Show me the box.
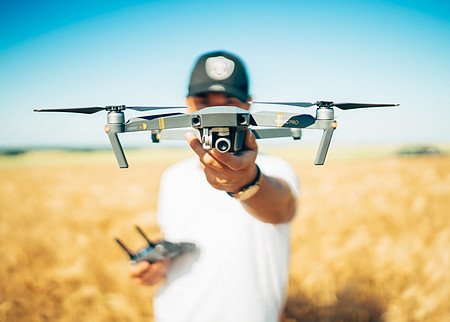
[0,146,449,322]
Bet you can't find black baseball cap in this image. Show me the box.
[187,51,250,102]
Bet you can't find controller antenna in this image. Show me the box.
[114,238,135,259]
[136,225,158,247]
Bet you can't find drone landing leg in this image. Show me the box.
[315,125,336,165]
[107,132,129,168]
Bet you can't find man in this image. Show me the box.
[131,51,299,322]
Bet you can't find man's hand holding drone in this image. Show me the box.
[186,129,296,224]
[185,129,258,194]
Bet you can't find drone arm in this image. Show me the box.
[294,119,337,165]
[251,128,302,139]
[105,114,191,168]
[157,128,197,140]
[252,110,338,164]
[125,114,192,133]
[250,111,316,128]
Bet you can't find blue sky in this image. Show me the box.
[1,0,449,148]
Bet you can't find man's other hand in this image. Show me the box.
[130,259,170,286]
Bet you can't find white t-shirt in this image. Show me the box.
[154,154,299,322]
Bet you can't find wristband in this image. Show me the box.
[227,165,262,201]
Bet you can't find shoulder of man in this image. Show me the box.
[160,157,199,183]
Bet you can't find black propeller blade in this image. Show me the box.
[139,112,185,121]
[253,101,399,110]
[33,107,106,114]
[253,101,315,108]
[34,105,188,114]
[332,103,399,110]
[127,106,188,112]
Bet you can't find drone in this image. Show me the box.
[34,100,398,167]
[115,225,197,264]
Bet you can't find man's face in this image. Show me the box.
[186,92,250,112]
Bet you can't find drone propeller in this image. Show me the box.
[253,101,315,108]
[34,105,187,114]
[331,102,399,110]
[34,107,106,114]
[253,101,399,110]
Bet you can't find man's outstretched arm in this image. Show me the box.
[185,130,297,224]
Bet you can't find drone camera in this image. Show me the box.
[215,138,231,153]
[191,115,201,127]
[238,114,249,125]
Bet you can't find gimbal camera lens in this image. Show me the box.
[215,138,231,153]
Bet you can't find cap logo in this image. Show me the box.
[205,56,235,80]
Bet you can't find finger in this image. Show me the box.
[211,148,256,170]
[211,130,257,170]
[140,268,160,285]
[186,132,225,170]
[244,129,258,152]
[140,260,168,285]
[130,261,150,278]
[185,132,205,158]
